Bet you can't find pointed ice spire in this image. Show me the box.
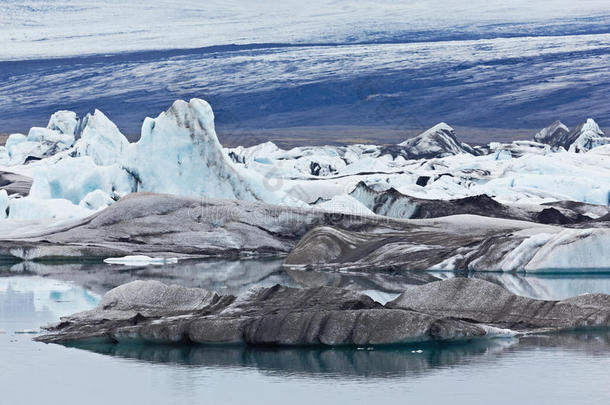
[123,98,286,203]
[397,122,475,159]
[568,118,609,153]
[73,109,130,165]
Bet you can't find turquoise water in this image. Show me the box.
[1,267,610,405]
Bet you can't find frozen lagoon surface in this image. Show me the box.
[1,262,609,405]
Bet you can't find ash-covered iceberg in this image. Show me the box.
[35,278,610,345]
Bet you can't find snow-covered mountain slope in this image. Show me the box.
[3,33,609,137]
[3,1,609,144]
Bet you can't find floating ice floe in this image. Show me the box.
[35,278,609,345]
[14,329,39,334]
[104,255,179,266]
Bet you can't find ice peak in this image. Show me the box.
[426,122,454,134]
[125,98,285,203]
[47,110,78,136]
[397,122,475,158]
[581,118,603,135]
[74,109,129,165]
[399,122,457,146]
[534,120,569,145]
[164,98,216,136]
[568,118,609,153]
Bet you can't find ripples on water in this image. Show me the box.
[1,260,609,404]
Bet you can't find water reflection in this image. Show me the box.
[1,272,609,405]
[2,259,610,302]
[0,276,100,331]
[1,258,291,296]
[466,272,610,300]
[65,332,610,379]
[285,268,438,293]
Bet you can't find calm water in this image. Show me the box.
[1,262,609,405]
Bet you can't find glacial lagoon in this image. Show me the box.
[1,261,609,405]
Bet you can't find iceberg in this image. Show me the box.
[79,189,115,211]
[4,111,78,165]
[29,156,133,205]
[47,110,79,137]
[124,99,287,204]
[567,119,610,153]
[7,196,91,220]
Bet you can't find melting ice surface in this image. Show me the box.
[1,262,610,405]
